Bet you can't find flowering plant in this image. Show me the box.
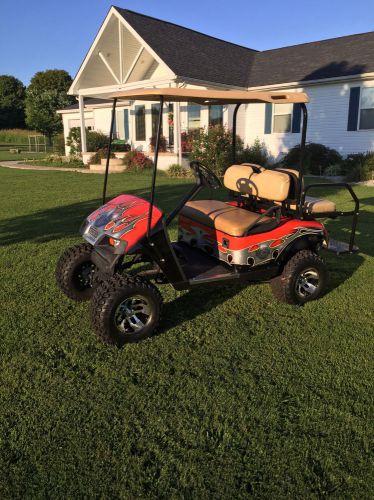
[122,150,153,171]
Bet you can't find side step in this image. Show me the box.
[324,239,359,255]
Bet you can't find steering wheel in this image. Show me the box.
[189,161,222,189]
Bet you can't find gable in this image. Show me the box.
[70,9,175,94]
[116,8,257,88]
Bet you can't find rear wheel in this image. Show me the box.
[271,250,328,305]
[90,275,162,346]
[56,243,98,301]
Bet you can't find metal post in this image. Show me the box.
[299,103,308,177]
[102,98,117,205]
[232,103,241,163]
[298,103,308,214]
[147,96,164,239]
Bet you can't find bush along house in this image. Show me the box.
[57,6,374,169]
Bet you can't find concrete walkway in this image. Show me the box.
[0,160,93,173]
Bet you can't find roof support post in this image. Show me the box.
[102,98,117,205]
[147,95,164,239]
[78,95,87,154]
[297,103,308,214]
[232,103,241,163]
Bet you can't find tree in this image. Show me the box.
[25,69,75,142]
[0,75,26,129]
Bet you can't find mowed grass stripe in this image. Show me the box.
[0,167,373,498]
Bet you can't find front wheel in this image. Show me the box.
[56,243,98,301]
[271,250,328,305]
[90,275,163,346]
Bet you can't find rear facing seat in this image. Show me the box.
[275,167,336,213]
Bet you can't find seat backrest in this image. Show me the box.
[275,167,303,202]
[224,164,290,202]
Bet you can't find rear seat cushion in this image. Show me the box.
[304,196,336,214]
[180,200,272,237]
[224,165,290,201]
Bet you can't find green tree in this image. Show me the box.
[25,69,75,143]
[0,75,26,129]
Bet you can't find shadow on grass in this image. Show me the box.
[0,183,194,246]
[159,282,248,334]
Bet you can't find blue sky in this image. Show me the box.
[1,0,374,85]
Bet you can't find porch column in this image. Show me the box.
[78,94,87,153]
[174,102,182,165]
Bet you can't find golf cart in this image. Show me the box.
[56,88,360,346]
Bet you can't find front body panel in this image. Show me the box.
[178,215,326,267]
[81,194,163,253]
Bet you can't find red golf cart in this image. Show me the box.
[56,88,359,346]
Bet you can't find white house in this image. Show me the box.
[58,6,374,166]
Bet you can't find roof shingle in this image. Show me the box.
[116,8,374,88]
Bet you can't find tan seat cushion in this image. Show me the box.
[284,196,336,214]
[180,200,271,237]
[304,196,336,214]
[224,164,290,201]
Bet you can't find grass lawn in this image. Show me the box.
[0,151,49,162]
[0,167,373,498]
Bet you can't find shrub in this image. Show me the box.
[341,152,374,182]
[88,148,116,165]
[149,135,167,152]
[189,126,243,176]
[238,138,269,166]
[111,141,131,152]
[181,130,201,153]
[166,164,193,178]
[32,154,85,168]
[66,127,109,155]
[122,150,153,171]
[282,143,342,175]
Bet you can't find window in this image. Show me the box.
[135,105,146,141]
[359,87,374,129]
[187,104,201,130]
[208,105,223,127]
[273,103,293,133]
[151,103,163,137]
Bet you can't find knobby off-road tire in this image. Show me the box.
[90,275,163,346]
[271,250,328,305]
[56,243,98,302]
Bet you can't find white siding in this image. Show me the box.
[244,79,374,161]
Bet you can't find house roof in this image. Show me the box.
[114,7,258,88]
[249,31,374,87]
[115,8,374,88]
[61,97,112,110]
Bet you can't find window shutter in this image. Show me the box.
[264,103,273,134]
[292,103,302,133]
[347,87,360,131]
[124,109,129,140]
